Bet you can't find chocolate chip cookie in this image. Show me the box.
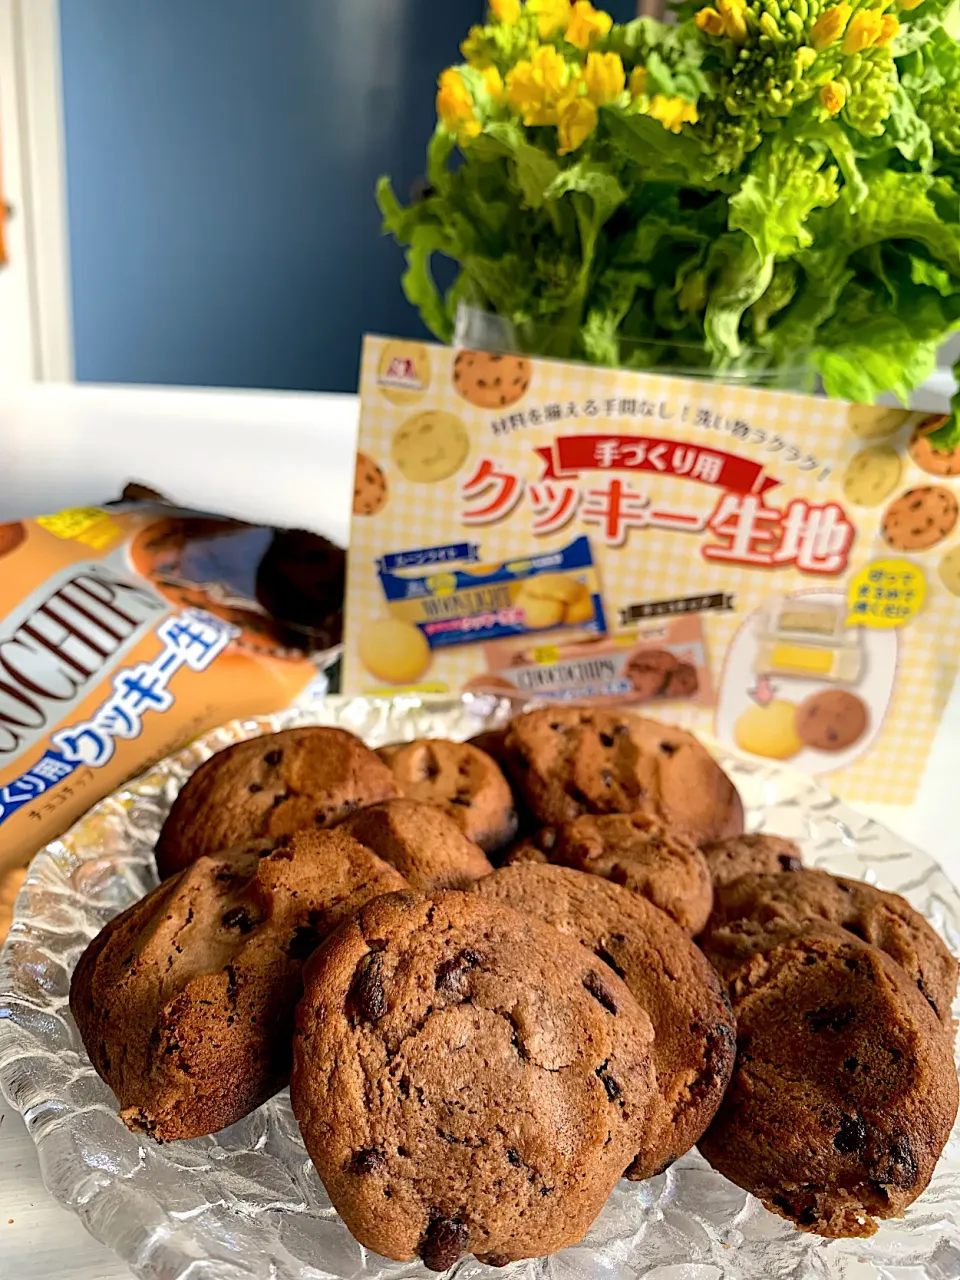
[796,690,868,752]
[70,829,408,1141]
[909,428,960,478]
[453,349,532,409]
[291,890,659,1269]
[698,925,958,1236]
[624,649,678,700]
[155,727,399,878]
[502,708,743,845]
[881,485,959,551]
[353,452,388,516]
[700,833,803,887]
[337,799,493,891]
[376,738,517,854]
[512,812,713,934]
[473,863,736,1180]
[664,662,699,698]
[502,826,558,867]
[703,868,958,1029]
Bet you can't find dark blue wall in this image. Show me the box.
[60,1,639,393]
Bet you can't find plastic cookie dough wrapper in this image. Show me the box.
[468,613,712,706]
[0,490,344,889]
[754,598,863,684]
[371,534,606,660]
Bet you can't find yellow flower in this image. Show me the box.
[506,45,573,124]
[648,94,699,133]
[461,26,486,66]
[717,0,748,44]
[437,68,473,120]
[528,0,572,37]
[695,7,726,35]
[490,0,521,21]
[483,65,505,99]
[436,68,482,144]
[565,1,613,49]
[841,8,882,52]
[810,3,850,50]
[557,93,598,153]
[507,61,555,124]
[584,51,625,104]
[533,43,571,96]
[877,13,900,44]
[896,0,923,9]
[629,66,649,96]
[819,80,846,114]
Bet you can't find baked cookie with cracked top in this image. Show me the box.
[503,812,712,934]
[376,738,517,854]
[473,862,736,1180]
[502,707,743,844]
[702,868,958,1030]
[698,924,958,1237]
[337,799,494,891]
[155,727,398,878]
[291,890,659,1270]
[70,829,408,1142]
[700,832,803,888]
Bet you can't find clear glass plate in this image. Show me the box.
[1,695,958,1280]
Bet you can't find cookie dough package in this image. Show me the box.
[344,335,960,807]
[0,498,343,880]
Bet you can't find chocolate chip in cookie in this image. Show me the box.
[700,832,803,887]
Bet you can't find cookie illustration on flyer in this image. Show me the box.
[344,337,960,808]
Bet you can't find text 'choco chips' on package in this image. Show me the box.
[0,492,345,892]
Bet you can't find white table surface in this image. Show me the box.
[1,378,960,1279]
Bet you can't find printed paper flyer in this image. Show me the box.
[343,336,960,806]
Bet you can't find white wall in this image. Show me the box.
[0,0,72,383]
[0,0,38,380]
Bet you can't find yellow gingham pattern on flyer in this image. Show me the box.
[345,336,958,806]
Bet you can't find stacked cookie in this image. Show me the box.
[69,709,958,1271]
[698,866,959,1237]
[73,726,507,1146]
